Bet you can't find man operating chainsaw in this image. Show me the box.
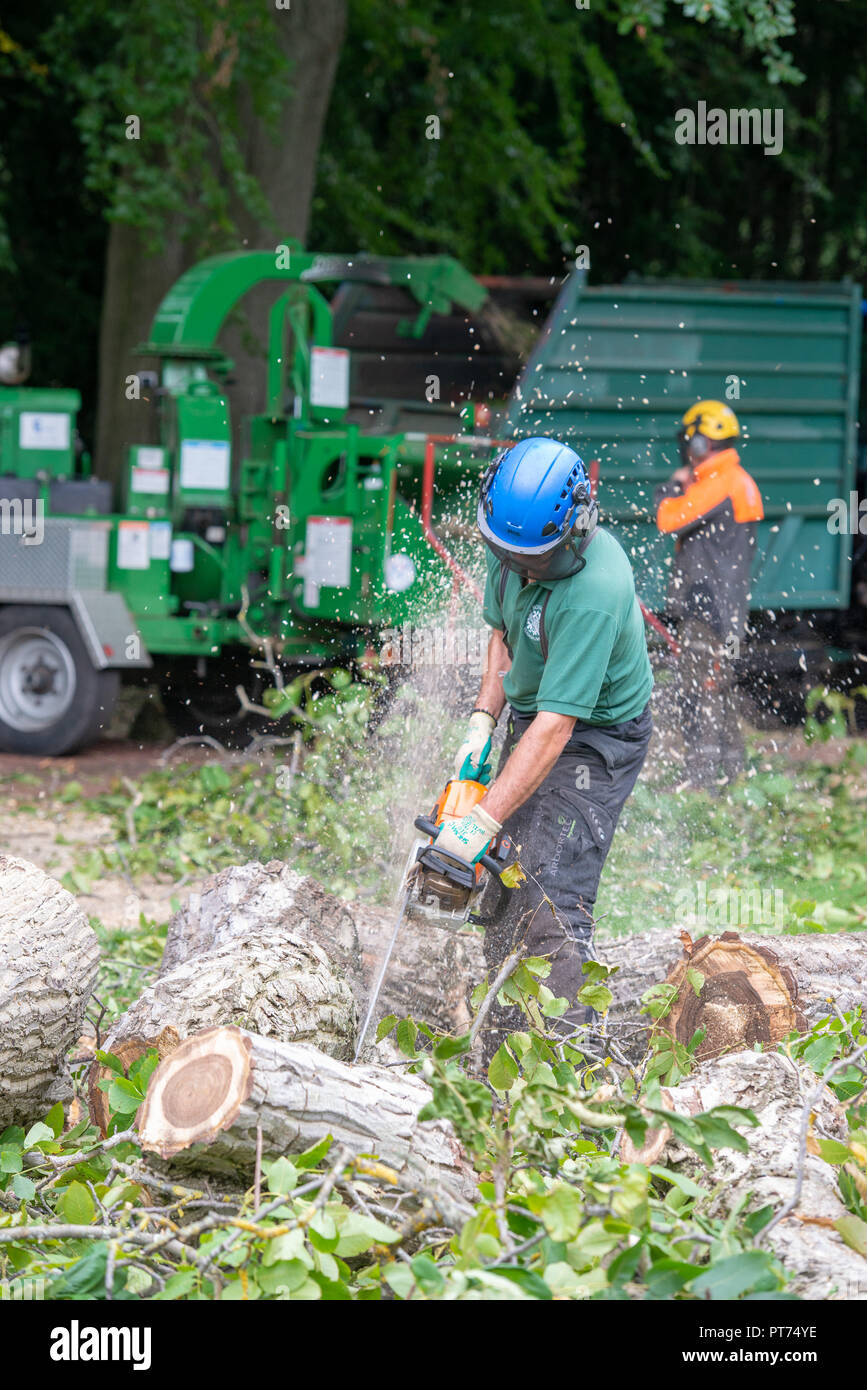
[434,436,654,1063]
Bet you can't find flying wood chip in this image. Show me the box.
[661,931,807,1061]
[137,1026,253,1158]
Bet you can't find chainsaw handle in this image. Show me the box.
[413,816,503,879]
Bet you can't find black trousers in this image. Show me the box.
[475,703,652,1063]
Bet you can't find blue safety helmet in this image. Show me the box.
[477,436,597,580]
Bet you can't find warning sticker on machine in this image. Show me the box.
[117,520,151,570]
[19,412,70,450]
[180,439,230,491]
[303,515,352,606]
[310,347,350,410]
[131,467,169,494]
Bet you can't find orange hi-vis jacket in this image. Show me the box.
[654,448,764,640]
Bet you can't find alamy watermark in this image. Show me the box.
[675,102,783,157]
[826,492,867,534]
[674,880,785,930]
[380,623,488,670]
[0,496,44,545]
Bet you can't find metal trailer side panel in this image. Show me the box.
[505,276,861,613]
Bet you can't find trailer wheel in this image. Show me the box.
[0,606,119,756]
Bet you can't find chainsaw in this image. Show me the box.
[353,775,509,1060]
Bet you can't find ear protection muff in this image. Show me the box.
[570,481,598,537]
[686,432,712,463]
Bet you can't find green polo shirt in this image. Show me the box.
[482,528,653,725]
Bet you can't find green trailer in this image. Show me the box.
[506,273,866,712]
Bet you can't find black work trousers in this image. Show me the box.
[476,703,652,1063]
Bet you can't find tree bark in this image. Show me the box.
[351,897,486,1038]
[95,1,348,484]
[600,929,867,1063]
[136,1025,475,1201]
[0,856,99,1128]
[160,858,483,1040]
[621,1050,867,1301]
[160,860,364,1001]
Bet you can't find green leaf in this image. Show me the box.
[816,1138,853,1165]
[24,1122,55,1148]
[335,1213,399,1258]
[645,1257,700,1296]
[523,956,552,978]
[0,1147,22,1174]
[200,763,232,793]
[11,1173,36,1201]
[154,1269,197,1300]
[375,1014,398,1042]
[43,1102,65,1138]
[689,1251,779,1300]
[257,1259,311,1294]
[410,1253,445,1295]
[395,1018,418,1057]
[536,1185,582,1242]
[94,1050,126,1075]
[685,967,705,997]
[835,1213,867,1256]
[488,1043,518,1091]
[802,1035,839,1073]
[106,1078,144,1115]
[577,983,612,1013]
[265,1156,299,1195]
[693,1112,751,1154]
[492,1266,552,1300]
[433,1033,472,1060]
[60,1181,96,1227]
[294,1137,332,1171]
[309,1212,339,1253]
[383,1261,415,1300]
[648,1166,705,1199]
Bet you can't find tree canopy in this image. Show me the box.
[0,0,864,441]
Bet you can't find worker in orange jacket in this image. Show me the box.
[655,401,763,785]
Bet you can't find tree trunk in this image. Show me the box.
[160,860,365,1001]
[599,929,867,1063]
[95,1,348,484]
[160,858,483,1040]
[0,856,99,1128]
[621,1050,867,1301]
[136,1025,475,1201]
[351,897,486,1038]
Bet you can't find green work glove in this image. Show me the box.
[454,711,496,783]
[434,804,502,866]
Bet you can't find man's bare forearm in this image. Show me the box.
[476,629,509,719]
[481,711,576,824]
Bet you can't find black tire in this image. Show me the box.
[158,651,296,748]
[0,605,120,755]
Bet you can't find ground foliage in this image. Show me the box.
[1,957,865,1302]
[28,678,867,937]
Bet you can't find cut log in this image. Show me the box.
[621,1050,867,1301]
[0,855,99,1128]
[136,1025,475,1200]
[161,857,484,1038]
[600,929,867,1063]
[90,930,357,1133]
[350,897,485,1036]
[160,861,364,1000]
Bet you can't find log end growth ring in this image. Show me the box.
[138,1026,253,1158]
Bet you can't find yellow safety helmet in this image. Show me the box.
[678,400,739,464]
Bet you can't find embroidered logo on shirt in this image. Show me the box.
[524,605,543,641]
